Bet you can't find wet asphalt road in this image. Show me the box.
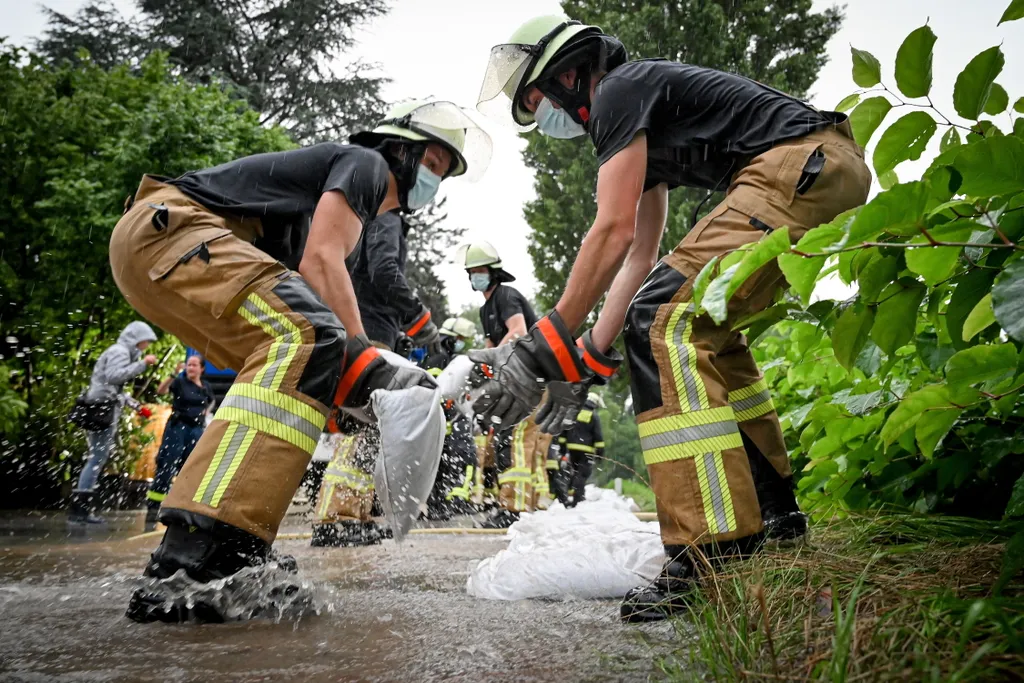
[0,510,676,682]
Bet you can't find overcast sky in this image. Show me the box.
[4,0,1023,311]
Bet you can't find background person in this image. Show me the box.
[68,321,158,524]
[145,354,215,528]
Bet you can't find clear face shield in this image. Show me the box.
[477,43,540,131]
[402,101,493,181]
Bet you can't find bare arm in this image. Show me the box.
[299,190,366,337]
[497,313,527,347]
[591,183,668,351]
[156,376,175,396]
[553,134,648,331]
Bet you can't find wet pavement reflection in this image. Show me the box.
[0,511,673,682]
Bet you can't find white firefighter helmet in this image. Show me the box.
[351,99,492,181]
[440,317,478,339]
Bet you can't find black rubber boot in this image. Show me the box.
[478,508,519,529]
[620,535,765,623]
[125,521,272,624]
[310,520,382,547]
[67,492,105,525]
[742,432,807,542]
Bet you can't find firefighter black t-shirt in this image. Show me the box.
[480,284,538,347]
[588,60,830,192]
[168,143,390,269]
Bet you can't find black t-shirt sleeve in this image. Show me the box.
[322,145,390,226]
[589,73,661,167]
[493,287,526,325]
[170,375,184,398]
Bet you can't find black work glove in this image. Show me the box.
[403,305,440,347]
[467,311,589,428]
[333,334,436,423]
[534,329,623,434]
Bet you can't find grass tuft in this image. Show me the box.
[657,513,1024,682]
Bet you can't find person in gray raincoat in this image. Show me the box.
[68,321,158,524]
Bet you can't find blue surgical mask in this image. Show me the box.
[454,340,466,353]
[470,273,492,292]
[535,97,587,139]
[407,165,442,210]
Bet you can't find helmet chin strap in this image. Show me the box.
[538,62,594,128]
[380,141,426,213]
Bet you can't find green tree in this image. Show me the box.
[36,0,389,143]
[0,46,292,505]
[523,0,843,311]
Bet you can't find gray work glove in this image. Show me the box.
[535,381,590,435]
[467,343,543,428]
[403,305,440,347]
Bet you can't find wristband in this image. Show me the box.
[577,329,623,384]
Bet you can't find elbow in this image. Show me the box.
[597,214,637,255]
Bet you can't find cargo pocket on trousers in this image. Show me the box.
[147,227,275,320]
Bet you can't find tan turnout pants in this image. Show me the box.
[624,124,871,548]
[109,176,344,543]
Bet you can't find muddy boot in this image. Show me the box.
[67,492,105,525]
[310,520,381,547]
[125,521,271,624]
[478,508,519,529]
[620,546,701,623]
[742,433,807,542]
[620,536,765,623]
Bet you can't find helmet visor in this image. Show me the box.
[477,43,538,130]
[406,101,492,182]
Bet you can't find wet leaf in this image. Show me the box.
[940,128,962,153]
[944,343,1018,388]
[984,83,1009,116]
[833,304,875,371]
[881,385,951,447]
[916,407,962,459]
[953,47,1005,120]
[847,181,928,244]
[894,25,937,98]
[955,136,1024,199]
[871,280,927,355]
[691,255,720,311]
[873,111,937,176]
[849,96,892,147]
[992,257,1024,342]
[778,254,825,307]
[962,293,997,341]
[836,93,861,112]
[858,253,901,303]
[851,47,882,87]
[998,0,1024,24]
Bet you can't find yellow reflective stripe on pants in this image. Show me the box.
[666,302,710,412]
[193,382,325,507]
[639,406,743,464]
[238,293,302,392]
[695,451,737,534]
[566,443,597,454]
[324,466,374,492]
[147,490,167,502]
[728,378,776,422]
[193,421,257,507]
[511,421,530,510]
[447,465,474,501]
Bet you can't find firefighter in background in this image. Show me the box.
[556,391,605,507]
[472,420,500,508]
[307,101,453,548]
[458,242,542,529]
[423,317,478,518]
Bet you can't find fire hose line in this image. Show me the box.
[126,512,658,542]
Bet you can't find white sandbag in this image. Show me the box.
[371,385,445,542]
[435,354,474,405]
[466,486,664,600]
